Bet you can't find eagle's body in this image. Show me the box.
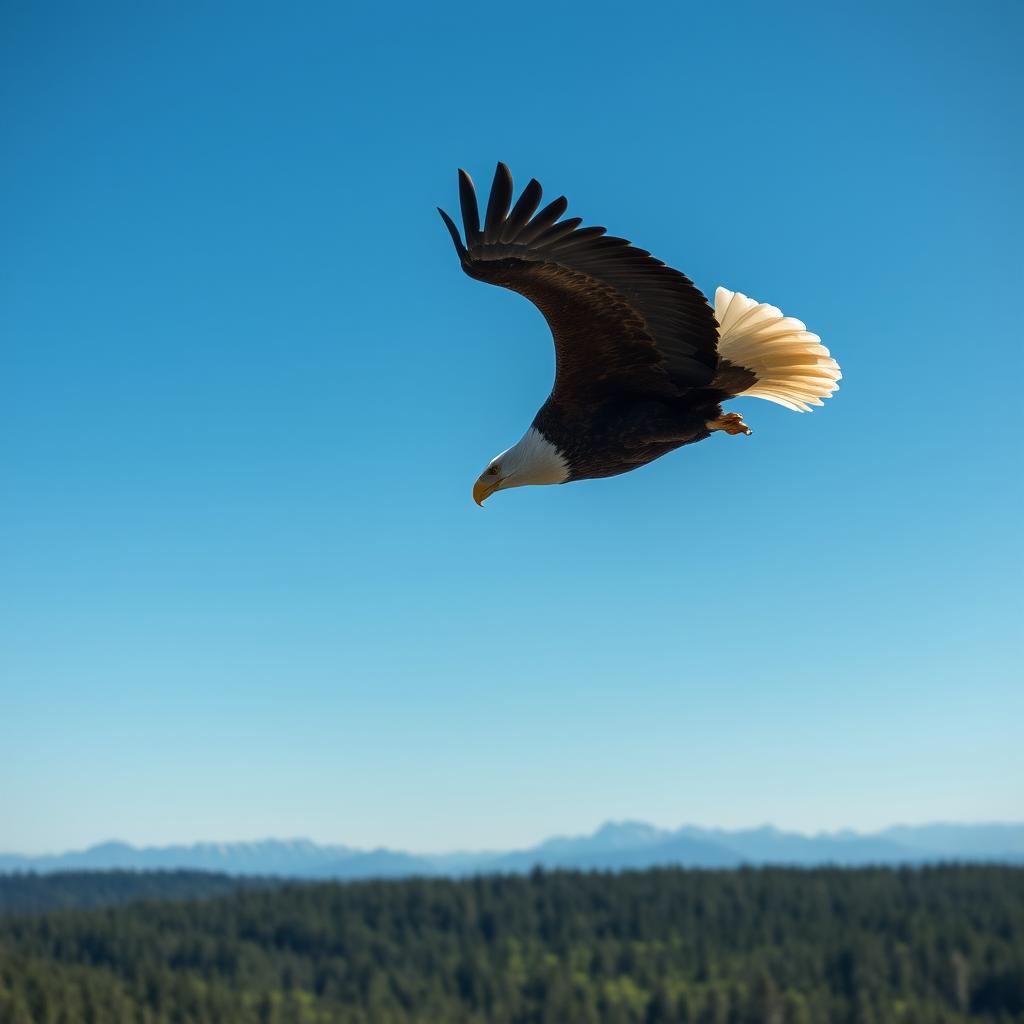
[532,396,715,482]
[439,164,841,504]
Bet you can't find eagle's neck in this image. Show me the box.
[503,427,570,486]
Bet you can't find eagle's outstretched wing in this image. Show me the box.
[439,163,720,410]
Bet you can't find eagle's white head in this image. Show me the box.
[473,427,569,505]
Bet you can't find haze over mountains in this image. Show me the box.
[3,823,1023,879]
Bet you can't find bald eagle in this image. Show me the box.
[438,164,841,506]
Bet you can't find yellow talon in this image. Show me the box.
[708,413,752,436]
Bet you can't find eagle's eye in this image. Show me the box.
[487,466,500,476]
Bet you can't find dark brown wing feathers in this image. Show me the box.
[457,169,481,245]
[437,208,466,259]
[500,178,543,241]
[516,196,568,244]
[440,163,720,404]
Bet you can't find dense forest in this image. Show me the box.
[0,866,1021,1023]
[0,871,269,915]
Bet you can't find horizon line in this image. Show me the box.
[5,817,1023,860]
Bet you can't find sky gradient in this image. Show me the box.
[2,0,1022,855]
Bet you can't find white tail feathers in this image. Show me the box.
[714,287,841,412]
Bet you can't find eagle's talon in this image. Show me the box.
[708,413,752,436]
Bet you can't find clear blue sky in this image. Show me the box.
[2,1,1021,855]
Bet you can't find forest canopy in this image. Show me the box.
[0,865,1021,1023]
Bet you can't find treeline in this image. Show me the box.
[0,870,269,915]
[0,866,1022,1023]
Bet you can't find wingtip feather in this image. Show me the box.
[457,168,481,244]
[484,162,514,244]
[437,207,467,259]
[501,177,543,242]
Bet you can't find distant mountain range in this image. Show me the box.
[3,822,1022,879]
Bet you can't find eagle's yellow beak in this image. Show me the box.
[473,477,500,507]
